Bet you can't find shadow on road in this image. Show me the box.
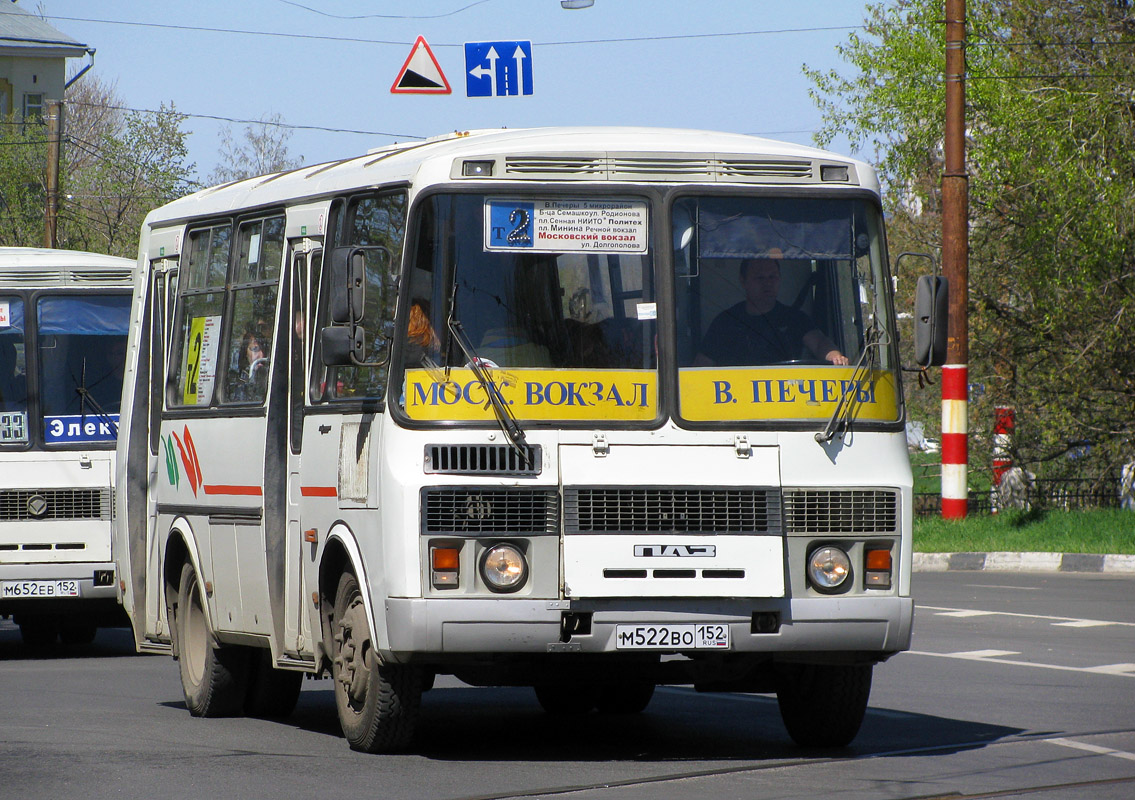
[271,683,1023,763]
[0,621,143,661]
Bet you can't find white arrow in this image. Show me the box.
[468,46,499,95]
[513,45,528,95]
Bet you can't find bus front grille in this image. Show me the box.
[783,488,900,533]
[564,487,781,534]
[422,488,559,535]
[424,444,541,476]
[0,488,113,521]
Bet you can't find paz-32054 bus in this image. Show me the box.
[115,127,942,752]
[1,247,135,645]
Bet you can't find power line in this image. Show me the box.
[275,0,497,19]
[3,9,860,49]
[65,100,424,139]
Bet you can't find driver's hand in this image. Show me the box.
[826,350,850,366]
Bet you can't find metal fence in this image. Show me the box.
[914,478,1121,516]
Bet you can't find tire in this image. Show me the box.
[175,562,249,717]
[331,571,421,753]
[597,681,655,715]
[59,618,98,645]
[244,649,304,718]
[19,616,58,647]
[534,684,597,716]
[776,663,873,748]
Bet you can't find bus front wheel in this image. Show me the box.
[776,663,872,748]
[175,562,249,717]
[331,571,421,752]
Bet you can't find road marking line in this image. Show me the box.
[908,650,1135,677]
[935,609,995,617]
[1083,663,1135,675]
[947,649,1020,658]
[919,604,1135,628]
[1053,620,1119,628]
[1047,737,1135,762]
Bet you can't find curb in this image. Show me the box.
[913,552,1135,574]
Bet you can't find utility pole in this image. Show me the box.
[44,99,63,249]
[941,0,969,519]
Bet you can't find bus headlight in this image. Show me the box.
[807,545,851,592]
[479,543,528,593]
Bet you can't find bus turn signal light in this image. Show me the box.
[431,546,460,589]
[865,548,892,588]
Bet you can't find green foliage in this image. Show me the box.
[0,116,49,246]
[914,508,1135,553]
[0,79,196,258]
[808,0,1135,486]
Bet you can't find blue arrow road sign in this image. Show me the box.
[465,41,533,97]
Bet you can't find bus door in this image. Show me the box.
[285,242,321,657]
[143,256,178,641]
[294,191,405,657]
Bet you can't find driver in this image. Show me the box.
[695,257,849,367]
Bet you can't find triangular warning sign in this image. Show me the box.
[391,36,452,94]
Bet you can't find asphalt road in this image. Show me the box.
[2,571,1133,800]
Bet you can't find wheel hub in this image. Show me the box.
[335,596,374,706]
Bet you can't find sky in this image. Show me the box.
[26,0,878,183]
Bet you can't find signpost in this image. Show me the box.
[465,41,533,97]
[391,36,451,94]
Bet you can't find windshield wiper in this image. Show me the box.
[446,316,532,465]
[815,322,889,444]
[74,357,119,438]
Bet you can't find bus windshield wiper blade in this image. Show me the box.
[446,318,530,461]
[815,323,888,444]
[74,358,118,438]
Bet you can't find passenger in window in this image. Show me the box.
[694,257,848,367]
[230,328,270,401]
[403,299,440,368]
[0,338,26,409]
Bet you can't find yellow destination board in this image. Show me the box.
[404,368,657,421]
[679,366,899,422]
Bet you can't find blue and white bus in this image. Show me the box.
[0,247,135,645]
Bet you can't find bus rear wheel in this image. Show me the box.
[175,561,249,717]
[597,681,655,714]
[776,663,872,748]
[533,684,597,715]
[18,615,58,647]
[331,571,421,752]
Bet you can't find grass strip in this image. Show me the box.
[913,509,1135,554]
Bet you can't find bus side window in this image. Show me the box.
[222,215,285,405]
[170,225,230,408]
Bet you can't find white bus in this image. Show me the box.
[116,127,940,752]
[0,247,136,645]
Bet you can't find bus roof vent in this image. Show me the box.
[718,158,815,181]
[503,156,607,177]
[0,269,65,286]
[68,268,135,285]
[607,156,714,180]
[424,443,542,476]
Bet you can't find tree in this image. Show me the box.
[0,74,196,257]
[208,113,303,184]
[806,0,1135,485]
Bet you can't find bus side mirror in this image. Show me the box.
[320,325,366,366]
[914,275,948,367]
[328,247,367,324]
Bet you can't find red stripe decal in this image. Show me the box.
[941,432,968,466]
[941,365,968,400]
[301,486,338,497]
[203,484,263,496]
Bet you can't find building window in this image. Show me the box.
[22,93,44,121]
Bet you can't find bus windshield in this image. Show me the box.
[672,194,899,424]
[399,193,658,423]
[37,294,131,444]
